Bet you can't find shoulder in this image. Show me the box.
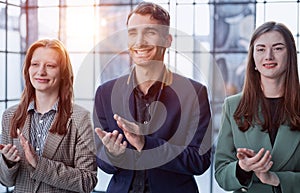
[95,75,129,94]
[2,105,18,118]
[172,73,207,91]
[71,104,91,119]
[224,93,242,105]
[222,93,242,114]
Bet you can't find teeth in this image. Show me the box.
[136,50,149,56]
[264,63,276,67]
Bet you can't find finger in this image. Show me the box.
[114,114,131,131]
[258,161,273,173]
[121,140,127,148]
[95,128,106,139]
[237,148,255,157]
[0,144,4,150]
[17,128,21,136]
[19,133,28,148]
[237,152,246,160]
[253,150,272,171]
[248,148,265,164]
[101,132,112,146]
[10,150,20,161]
[115,133,124,147]
[115,116,126,131]
[6,146,18,160]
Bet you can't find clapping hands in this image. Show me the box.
[237,148,280,186]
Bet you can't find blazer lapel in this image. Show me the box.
[42,117,71,159]
[245,125,273,153]
[21,114,31,142]
[271,125,300,170]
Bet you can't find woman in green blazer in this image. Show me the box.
[214,21,300,193]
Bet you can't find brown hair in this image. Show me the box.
[126,2,170,26]
[234,21,300,132]
[10,39,74,137]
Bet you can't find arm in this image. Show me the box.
[29,110,98,193]
[116,84,212,175]
[214,99,253,191]
[154,84,212,175]
[93,84,126,174]
[0,108,20,187]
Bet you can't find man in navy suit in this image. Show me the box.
[94,2,212,193]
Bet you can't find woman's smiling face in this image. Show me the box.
[253,31,288,81]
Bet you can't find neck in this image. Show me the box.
[135,62,164,95]
[35,92,59,114]
[261,77,285,98]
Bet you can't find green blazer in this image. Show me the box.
[214,93,300,193]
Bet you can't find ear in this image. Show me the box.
[165,34,172,48]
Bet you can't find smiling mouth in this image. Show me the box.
[131,47,154,57]
[36,78,49,83]
[263,63,277,68]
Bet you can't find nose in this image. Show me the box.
[37,64,47,76]
[266,48,274,60]
[135,33,146,47]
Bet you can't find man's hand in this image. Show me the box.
[114,114,145,152]
[95,128,127,156]
[18,129,38,168]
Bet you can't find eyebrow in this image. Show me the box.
[128,26,160,32]
[255,42,285,47]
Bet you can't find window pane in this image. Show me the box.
[0,3,6,51]
[65,7,95,52]
[195,4,210,36]
[264,2,298,34]
[38,7,59,39]
[0,102,5,137]
[7,0,21,6]
[0,53,5,100]
[7,5,21,52]
[96,5,129,42]
[175,35,195,52]
[65,0,94,6]
[37,0,59,7]
[176,5,193,35]
[7,53,22,99]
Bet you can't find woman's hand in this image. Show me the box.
[0,143,21,164]
[237,148,280,186]
[255,171,280,186]
[18,129,38,168]
[237,148,272,172]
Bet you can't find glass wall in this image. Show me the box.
[0,0,299,192]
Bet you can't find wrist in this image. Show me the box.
[270,172,280,186]
[136,136,145,152]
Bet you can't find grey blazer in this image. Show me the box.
[214,93,300,193]
[0,104,98,193]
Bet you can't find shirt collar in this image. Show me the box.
[27,100,59,113]
[126,65,173,90]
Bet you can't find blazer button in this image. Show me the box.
[241,187,248,192]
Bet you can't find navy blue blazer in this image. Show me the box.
[94,72,212,193]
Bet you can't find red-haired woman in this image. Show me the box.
[0,39,97,192]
